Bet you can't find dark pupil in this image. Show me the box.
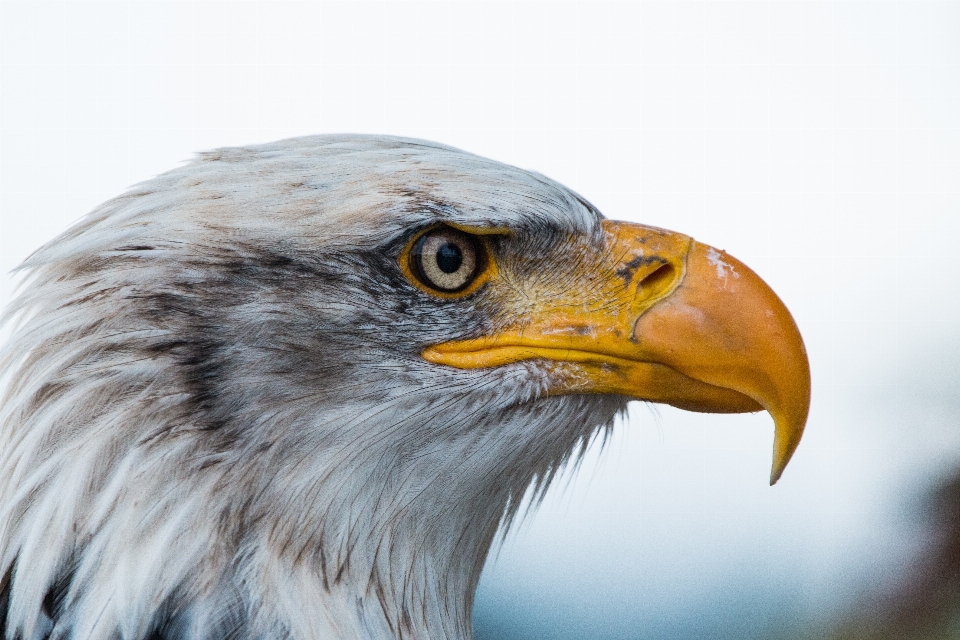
[436,243,463,274]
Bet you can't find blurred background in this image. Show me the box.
[2,2,959,638]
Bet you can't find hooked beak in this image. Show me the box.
[422,221,811,484]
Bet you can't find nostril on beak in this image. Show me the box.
[639,262,677,297]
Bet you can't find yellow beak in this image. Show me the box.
[422,221,811,484]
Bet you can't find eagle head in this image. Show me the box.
[0,135,809,640]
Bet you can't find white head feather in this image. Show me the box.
[0,135,624,640]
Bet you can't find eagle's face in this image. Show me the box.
[0,135,809,640]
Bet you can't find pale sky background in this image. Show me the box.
[2,2,960,639]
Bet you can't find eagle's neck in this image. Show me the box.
[241,481,500,640]
[200,396,544,640]
[0,363,613,640]
[215,392,609,640]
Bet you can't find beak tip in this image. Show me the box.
[769,453,789,485]
[769,446,789,485]
[769,467,784,486]
[768,414,807,486]
[769,450,794,485]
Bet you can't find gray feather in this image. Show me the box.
[0,135,623,640]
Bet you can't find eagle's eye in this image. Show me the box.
[402,226,493,296]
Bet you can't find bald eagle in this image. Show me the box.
[0,135,809,640]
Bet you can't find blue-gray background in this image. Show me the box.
[2,3,959,638]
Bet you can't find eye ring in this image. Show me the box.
[400,225,496,298]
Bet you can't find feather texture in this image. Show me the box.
[0,135,623,640]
